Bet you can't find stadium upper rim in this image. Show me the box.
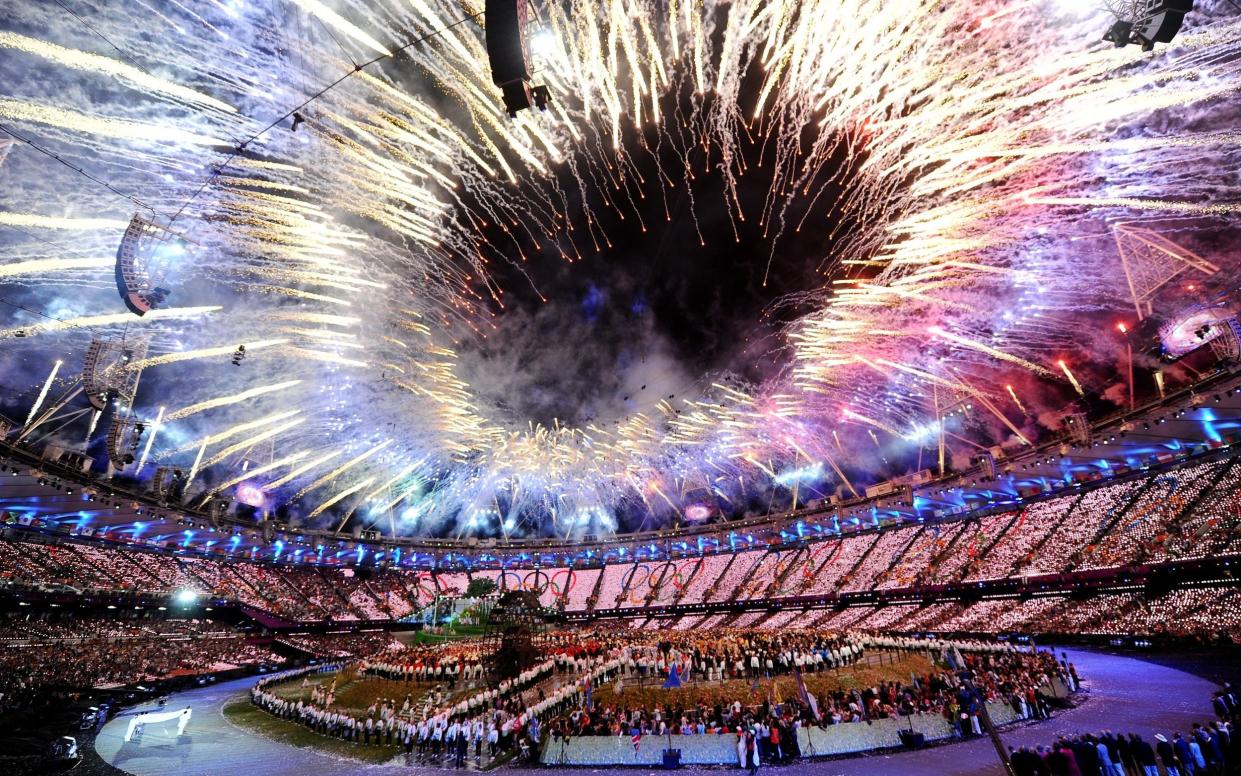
[3,366,1240,565]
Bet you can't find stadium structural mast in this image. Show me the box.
[1113,223,1218,321]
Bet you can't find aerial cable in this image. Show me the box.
[0,123,159,215]
[51,0,150,77]
[305,10,360,71]
[167,10,485,225]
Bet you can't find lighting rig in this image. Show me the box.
[484,0,552,117]
[114,214,187,316]
[1102,0,1194,50]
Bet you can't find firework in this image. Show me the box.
[0,0,1237,538]
[22,359,61,428]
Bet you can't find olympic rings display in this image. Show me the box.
[414,572,438,603]
[657,559,701,602]
[621,564,652,605]
[522,570,550,596]
[548,569,576,600]
[649,561,676,592]
[499,570,523,592]
[671,559,701,591]
[805,542,841,578]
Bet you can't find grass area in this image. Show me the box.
[222,698,403,765]
[409,624,487,644]
[594,652,936,710]
[267,670,436,717]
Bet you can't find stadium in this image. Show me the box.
[0,0,1239,774]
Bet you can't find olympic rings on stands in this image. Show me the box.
[622,564,651,604]
[671,558,700,593]
[523,570,550,596]
[415,572,438,603]
[500,570,523,592]
[549,568,576,600]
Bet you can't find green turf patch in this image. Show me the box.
[222,698,403,765]
[590,652,936,711]
[409,624,486,644]
[266,670,440,719]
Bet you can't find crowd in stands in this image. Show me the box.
[0,537,447,623]
[595,563,632,610]
[0,632,282,712]
[710,552,762,603]
[1009,684,1239,776]
[278,631,400,658]
[1041,481,1142,575]
[277,566,351,618]
[930,513,1016,583]
[346,580,389,620]
[878,521,968,589]
[0,612,232,644]
[844,528,918,592]
[801,534,871,596]
[1080,468,1215,571]
[640,585,1241,643]
[1,455,1239,633]
[966,498,1074,582]
[365,572,417,619]
[678,554,728,603]
[561,567,600,612]
[1173,462,1241,561]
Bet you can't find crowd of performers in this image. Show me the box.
[248,628,1077,765]
[539,632,1072,746]
[1009,685,1240,776]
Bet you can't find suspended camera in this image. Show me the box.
[484,0,552,117]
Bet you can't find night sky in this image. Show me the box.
[456,84,865,428]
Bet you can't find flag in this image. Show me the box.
[951,645,967,672]
[662,665,682,689]
[794,667,819,721]
[852,689,869,721]
[632,731,642,751]
[941,647,958,670]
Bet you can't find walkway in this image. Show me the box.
[94,648,1221,776]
